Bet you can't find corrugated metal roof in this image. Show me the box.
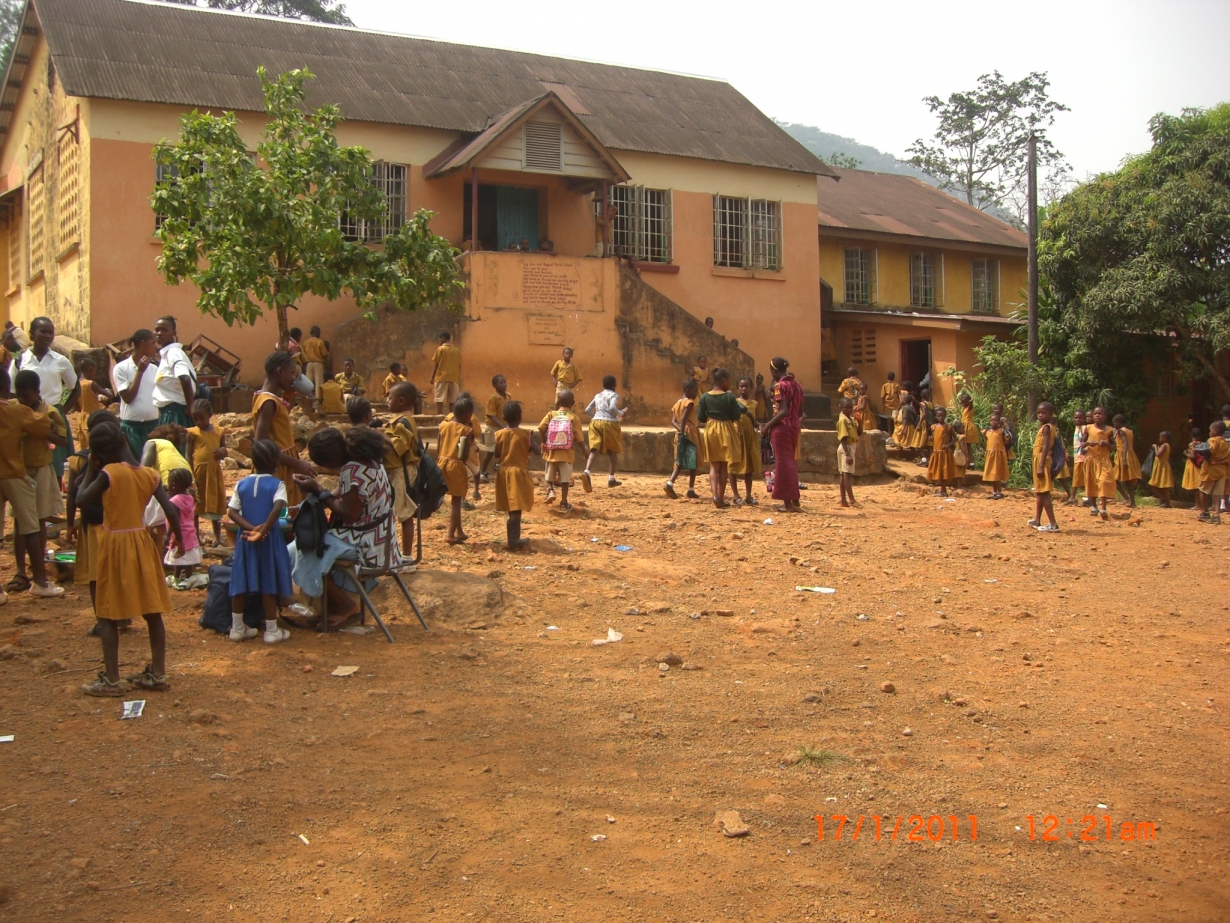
[817,169,1027,250]
[33,0,833,176]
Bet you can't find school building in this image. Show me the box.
[0,0,834,418]
[816,168,1028,409]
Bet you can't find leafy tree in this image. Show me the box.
[153,68,464,343]
[162,0,352,25]
[1042,103,1230,405]
[827,152,861,170]
[0,0,22,74]
[907,71,1069,220]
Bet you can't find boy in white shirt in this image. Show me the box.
[581,374,627,491]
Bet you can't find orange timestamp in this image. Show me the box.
[1025,815,1156,842]
[813,814,978,842]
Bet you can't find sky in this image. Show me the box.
[341,0,1230,180]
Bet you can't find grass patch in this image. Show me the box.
[796,746,848,768]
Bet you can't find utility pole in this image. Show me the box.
[1026,132,1039,415]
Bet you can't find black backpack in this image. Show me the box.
[198,560,266,633]
[293,491,331,557]
[410,438,448,519]
[71,450,104,526]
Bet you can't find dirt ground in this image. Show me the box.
[0,472,1227,922]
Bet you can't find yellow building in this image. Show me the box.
[0,0,834,418]
[817,169,1028,408]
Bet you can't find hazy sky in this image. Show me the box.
[341,0,1230,179]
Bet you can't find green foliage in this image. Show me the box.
[1041,102,1230,407]
[161,0,353,25]
[907,71,1068,220]
[826,152,861,170]
[777,121,932,179]
[0,0,22,74]
[795,747,847,768]
[153,68,463,340]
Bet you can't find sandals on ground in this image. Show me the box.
[81,673,126,697]
[5,573,30,592]
[126,664,171,691]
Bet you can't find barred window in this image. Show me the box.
[910,252,936,308]
[610,185,672,263]
[843,247,876,304]
[27,166,44,277]
[971,258,999,313]
[57,132,80,248]
[713,196,781,270]
[342,162,407,243]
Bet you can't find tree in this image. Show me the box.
[827,152,861,170]
[0,0,22,74]
[162,0,352,25]
[907,71,1069,221]
[1042,103,1230,406]
[153,68,464,343]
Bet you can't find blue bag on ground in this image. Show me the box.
[199,560,267,634]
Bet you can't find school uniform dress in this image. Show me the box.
[1032,423,1059,493]
[853,396,875,434]
[962,405,980,446]
[229,473,293,598]
[437,419,473,497]
[1181,440,1201,491]
[187,426,227,518]
[697,390,745,466]
[95,463,172,620]
[1114,428,1143,482]
[836,413,859,475]
[495,428,535,513]
[1149,444,1173,490]
[730,398,762,476]
[537,410,583,485]
[892,406,918,449]
[909,403,931,449]
[251,391,302,506]
[74,382,104,449]
[926,424,956,482]
[585,390,624,454]
[1083,425,1117,499]
[671,397,703,471]
[982,429,1010,483]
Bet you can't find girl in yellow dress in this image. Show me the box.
[892,393,920,458]
[951,421,969,484]
[696,369,749,508]
[1067,410,1087,505]
[1181,426,1202,493]
[1084,407,1117,520]
[982,415,1010,499]
[911,388,933,460]
[187,398,229,547]
[437,396,476,544]
[1148,431,1173,507]
[1029,402,1062,532]
[730,377,763,506]
[1112,414,1142,508]
[74,424,183,697]
[926,407,957,497]
[253,351,314,507]
[495,400,538,549]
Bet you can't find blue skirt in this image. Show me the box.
[230,532,293,598]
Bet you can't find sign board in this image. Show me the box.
[527,314,566,345]
[521,261,582,309]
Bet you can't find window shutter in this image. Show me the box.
[523,121,563,171]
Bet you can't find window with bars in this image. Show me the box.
[27,167,45,278]
[910,252,936,308]
[971,258,999,313]
[850,328,878,365]
[713,196,781,270]
[843,247,875,304]
[609,185,672,263]
[57,132,80,248]
[341,161,407,243]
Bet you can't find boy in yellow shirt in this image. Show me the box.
[0,368,60,599]
[13,369,67,596]
[384,381,422,560]
[478,374,511,492]
[382,362,408,401]
[664,379,702,500]
[336,358,365,399]
[431,331,462,414]
[692,356,710,392]
[537,389,586,511]
[879,372,901,431]
[300,325,329,398]
[838,367,864,401]
[1197,421,1228,525]
[318,372,347,415]
[550,347,582,397]
[836,397,858,508]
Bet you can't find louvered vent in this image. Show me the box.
[523,121,563,171]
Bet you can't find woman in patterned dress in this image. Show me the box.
[760,357,803,512]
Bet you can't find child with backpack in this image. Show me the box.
[437,395,476,543]
[384,381,421,563]
[226,439,293,643]
[1197,421,1229,524]
[1112,413,1141,508]
[495,400,538,549]
[664,379,703,500]
[1029,402,1063,532]
[538,389,585,511]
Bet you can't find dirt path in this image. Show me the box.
[0,476,1226,922]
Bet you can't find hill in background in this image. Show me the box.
[778,121,937,184]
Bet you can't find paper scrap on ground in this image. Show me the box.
[331,665,360,677]
[0,735,13,743]
[613,545,633,552]
[763,518,774,525]
[121,700,146,720]
[298,834,310,845]
[546,625,560,631]
[592,628,623,646]
[795,586,836,594]
[339,625,375,635]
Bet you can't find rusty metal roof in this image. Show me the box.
[31,0,833,176]
[817,169,1027,250]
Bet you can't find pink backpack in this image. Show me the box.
[546,412,574,451]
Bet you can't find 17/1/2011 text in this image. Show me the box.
[814,815,977,842]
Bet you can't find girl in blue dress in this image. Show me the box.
[227,440,294,644]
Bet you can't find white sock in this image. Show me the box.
[231,612,245,632]
[265,619,278,634]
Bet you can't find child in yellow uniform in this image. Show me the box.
[1197,421,1229,524]
[958,392,980,451]
[892,393,920,457]
[1148,431,1173,507]
[697,368,748,508]
[538,390,585,511]
[1112,414,1142,507]
[74,356,115,449]
[1029,402,1062,532]
[1067,410,1087,505]
[436,395,475,544]
[74,424,183,697]
[336,359,365,399]
[186,398,228,547]
[837,367,864,401]
[495,400,538,549]
[730,376,762,505]
[300,326,329,398]
[382,363,408,402]
[1084,407,1117,520]
[912,388,933,460]
[853,382,875,434]
[665,379,703,500]
[982,415,1010,499]
[384,382,422,559]
[478,374,511,493]
[1182,426,1202,493]
[951,421,969,484]
[879,372,901,431]
[430,332,462,414]
[926,406,956,497]
[318,373,347,415]
[692,356,710,393]
[836,397,858,507]
[550,347,582,397]
[14,370,67,590]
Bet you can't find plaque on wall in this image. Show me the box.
[527,314,567,345]
[521,261,582,309]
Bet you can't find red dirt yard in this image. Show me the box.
[0,475,1226,922]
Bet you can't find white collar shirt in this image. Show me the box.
[18,348,77,407]
[153,342,194,408]
[112,356,159,422]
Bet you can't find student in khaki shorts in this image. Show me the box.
[299,325,329,398]
[538,389,585,512]
[0,367,64,600]
[550,347,582,398]
[431,331,461,414]
[478,374,511,490]
[14,369,68,592]
[1196,420,1229,525]
[836,397,858,508]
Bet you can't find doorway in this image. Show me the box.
[464,183,541,251]
[900,338,931,388]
